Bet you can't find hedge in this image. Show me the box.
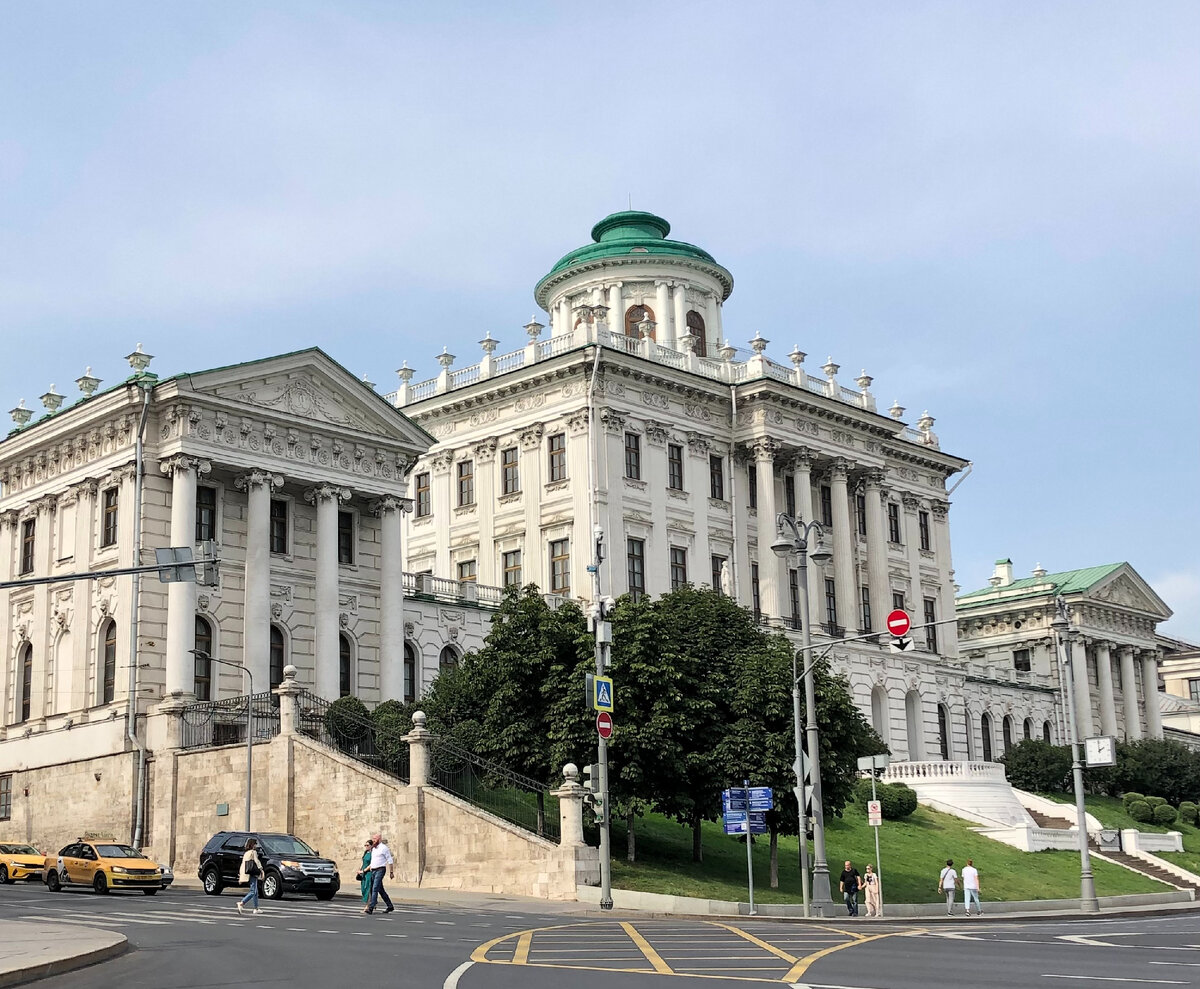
[1153,804,1179,825]
[1127,800,1153,823]
[855,780,918,819]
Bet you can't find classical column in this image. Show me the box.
[901,493,923,630]
[1142,651,1163,739]
[705,293,721,353]
[566,412,592,597]
[429,452,453,577]
[830,458,857,633]
[161,456,211,698]
[655,281,673,348]
[519,424,544,590]
[375,496,405,702]
[0,511,16,718]
[863,470,890,635]
[607,283,623,334]
[931,499,958,659]
[1094,641,1119,737]
[672,283,688,349]
[474,440,498,584]
[794,451,823,626]
[307,484,350,700]
[729,444,751,607]
[753,440,780,619]
[1119,646,1141,741]
[236,471,282,693]
[1072,637,1095,739]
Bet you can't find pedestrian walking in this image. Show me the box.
[938,859,958,916]
[357,839,373,904]
[862,863,882,918]
[838,860,861,917]
[237,837,264,916]
[962,859,982,916]
[363,832,395,915]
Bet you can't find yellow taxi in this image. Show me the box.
[0,843,45,883]
[44,838,163,895]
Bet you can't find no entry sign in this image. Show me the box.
[886,609,911,636]
[596,711,613,740]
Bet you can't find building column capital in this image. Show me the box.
[900,491,922,512]
[159,455,212,478]
[304,484,351,506]
[830,457,853,481]
[235,470,283,493]
[371,495,409,517]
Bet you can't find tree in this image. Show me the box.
[1000,739,1072,792]
[1114,739,1200,806]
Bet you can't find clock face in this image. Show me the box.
[1086,736,1115,766]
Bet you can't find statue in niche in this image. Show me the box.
[720,560,733,597]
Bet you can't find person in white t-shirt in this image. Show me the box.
[363,833,395,915]
[938,859,958,916]
[962,859,981,916]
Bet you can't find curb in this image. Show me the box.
[0,937,129,989]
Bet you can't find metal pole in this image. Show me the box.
[244,667,254,830]
[592,532,613,911]
[799,539,833,911]
[794,553,813,918]
[871,770,883,917]
[1054,600,1099,913]
[744,779,756,915]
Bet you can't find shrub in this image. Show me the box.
[1153,804,1179,826]
[1122,791,1146,809]
[1000,740,1072,793]
[1114,739,1200,806]
[855,780,918,820]
[323,695,372,748]
[1128,800,1153,823]
[1145,795,1168,810]
[1178,801,1197,826]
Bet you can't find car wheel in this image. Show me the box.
[202,868,223,895]
[261,871,283,900]
[0,865,10,885]
[314,890,336,901]
[46,870,61,892]
[143,888,158,896]
[93,872,109,895]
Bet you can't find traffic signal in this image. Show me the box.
[582,763,605,824]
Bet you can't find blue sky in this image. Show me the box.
[2,2,1197,638]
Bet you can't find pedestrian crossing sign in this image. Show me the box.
[592,675,614,713]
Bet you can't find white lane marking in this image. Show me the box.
[48,911,171,926]
[1043,977,1188,984]
[385,934,408,938]
[1151,962,1200,967]
[257,925,274,929]
[317,929,338,934]
[18,914,128,928]
[286,928,306,932]
[443,961,473,989]
[435,920,455,925]
[351,932,372,936]
[425,935,445,939]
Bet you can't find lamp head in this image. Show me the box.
[808,535,833,565]
[770,532,795,559]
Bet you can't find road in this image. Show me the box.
[2,882,1199,988]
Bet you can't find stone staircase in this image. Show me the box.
[1027,808,1073,829]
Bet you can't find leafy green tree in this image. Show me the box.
[1114,739,1200,806]
[1000,739,1072,792]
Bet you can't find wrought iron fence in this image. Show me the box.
[429,735,559,841]
[294,690,410,783]
[180,692,280,750]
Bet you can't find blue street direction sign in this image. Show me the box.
[722,810,768,836]
[722,787,773,813]
[591,674,614,713]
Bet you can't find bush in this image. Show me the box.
[855,780,918,820]
[1122,792,1146,810]
[1145,796,1168,810]
[1000,740,1072,792]
[1153,804,1179,826]
[1178,801,1197,826]
[1128,800,1153,823]
[323,695,372,747]
[1114,740,1200,807]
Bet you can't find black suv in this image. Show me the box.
[198,831,340,901]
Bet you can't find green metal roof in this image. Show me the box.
[957,562,1126,605]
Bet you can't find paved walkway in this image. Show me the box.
[0,920,127,988]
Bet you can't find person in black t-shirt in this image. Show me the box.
[838,860,861,916]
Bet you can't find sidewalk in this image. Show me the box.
[0,921,127,988]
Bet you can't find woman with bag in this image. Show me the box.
[237,837,264,916]
[863,864,882,917]
[357,839,373,904]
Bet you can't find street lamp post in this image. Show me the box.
[191,650,254,830]
[771,514,835,915]
[1051,597,1100,913]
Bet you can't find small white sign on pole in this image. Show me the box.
[867,799,883,827]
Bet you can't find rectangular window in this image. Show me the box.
[709,455,724,500]
[457,560,477,583]
[856,493,867,536]
[457,460,475,507]
[337,511,355,565]
[549,538,570,593]
[501,448,519,495]
[0,775,10,821]
[820,485,833,527]
[101,487,119,548]
[861,586,873,632]
[711,555,727,594]
[1190,679,1200,703]
[748,466,758,509]
[790,570,802,628]
[415,472,431,517]
[667,444,684,490]
[1013,648,1032,674]
[888,503,902,543]
[196,485,217,542]
[627,538,646,601]
[825,578,839,632]
[785,474,796,519]
[547,433,567,482]
[892,590,906,613]
[624,432,642,480]
[502,549,522,587]
[924,598,938,652]
[919,510,931,551]
[19,519,35,574]
[669,547,688,591]
[751,562,761,619]
[269,499,288,554]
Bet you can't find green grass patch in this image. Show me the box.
[1038,793,1178,834]
[610,801,1167,905]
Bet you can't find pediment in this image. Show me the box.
[1086,567,1173,621]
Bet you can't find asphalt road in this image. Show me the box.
[3,882,1200,989]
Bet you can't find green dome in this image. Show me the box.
[534,211,733,307]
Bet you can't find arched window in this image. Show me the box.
[404,642,417,703]
[269,626,286,691]
[19,643,33,723]
[1043,721,1053,744]
[624,304,655,339]
[964,712,975,761]
[685,310,707,357]
[904,690,923,760]
[439,645,459,670]
[870,686,889,745]
[1023,717,1033,741]
[339,634,353,697]
[194,617,213,701]
[1002,715,1014,753]
[937,704,951,760]
[980,712,994,762]
[101,620,117,705]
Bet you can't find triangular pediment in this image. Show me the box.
[1085,565,1173,621]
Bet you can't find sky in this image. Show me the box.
[1,1,1197,639]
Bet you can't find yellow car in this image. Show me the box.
[44,838,162,895]
[0,843,45,883]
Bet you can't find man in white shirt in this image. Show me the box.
[364,833,395,915]
[962,859,981,916]
[938,859,958,916]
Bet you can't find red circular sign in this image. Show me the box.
[596,712,614,740]
[886,609,911,636]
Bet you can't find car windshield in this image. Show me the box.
[1,844,38,855]
[94,844,144,859]
[259,835,316,856]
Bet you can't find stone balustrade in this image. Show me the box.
[881,759,1007,783]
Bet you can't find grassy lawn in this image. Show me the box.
[609,801,1166,905]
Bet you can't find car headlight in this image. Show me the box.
[158,864,172,876]
[112,866,129,874]
[279,859,301,869]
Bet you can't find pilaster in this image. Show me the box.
[830,458,857,633]
[305,484,351,700]
[1119,645,1141,741]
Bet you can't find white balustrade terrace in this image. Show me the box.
[882,760,1007,783]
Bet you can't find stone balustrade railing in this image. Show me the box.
[881,760,1007,783]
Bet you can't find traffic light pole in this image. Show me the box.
[591,527,613,911]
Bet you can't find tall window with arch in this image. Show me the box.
[269,626,286,691]
[1023,717,1033,741]
[19,643,33,723]
[685,310,706,357]
[101,620,117,705]
[980,712,994,761]
[624,304,655,339]
[1002,715,1014,754]
[403,642,417,704]
[937,704,950,760]
[439,645,459,670]
[1042,721,1052,743]
[339,634,354,697]
[194,616,213,701]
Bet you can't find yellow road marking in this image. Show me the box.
[621,921,675,974]
[783,929,926,982]
[706,922,798,964]
[818,923,865,941]
[512,931,533,964]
